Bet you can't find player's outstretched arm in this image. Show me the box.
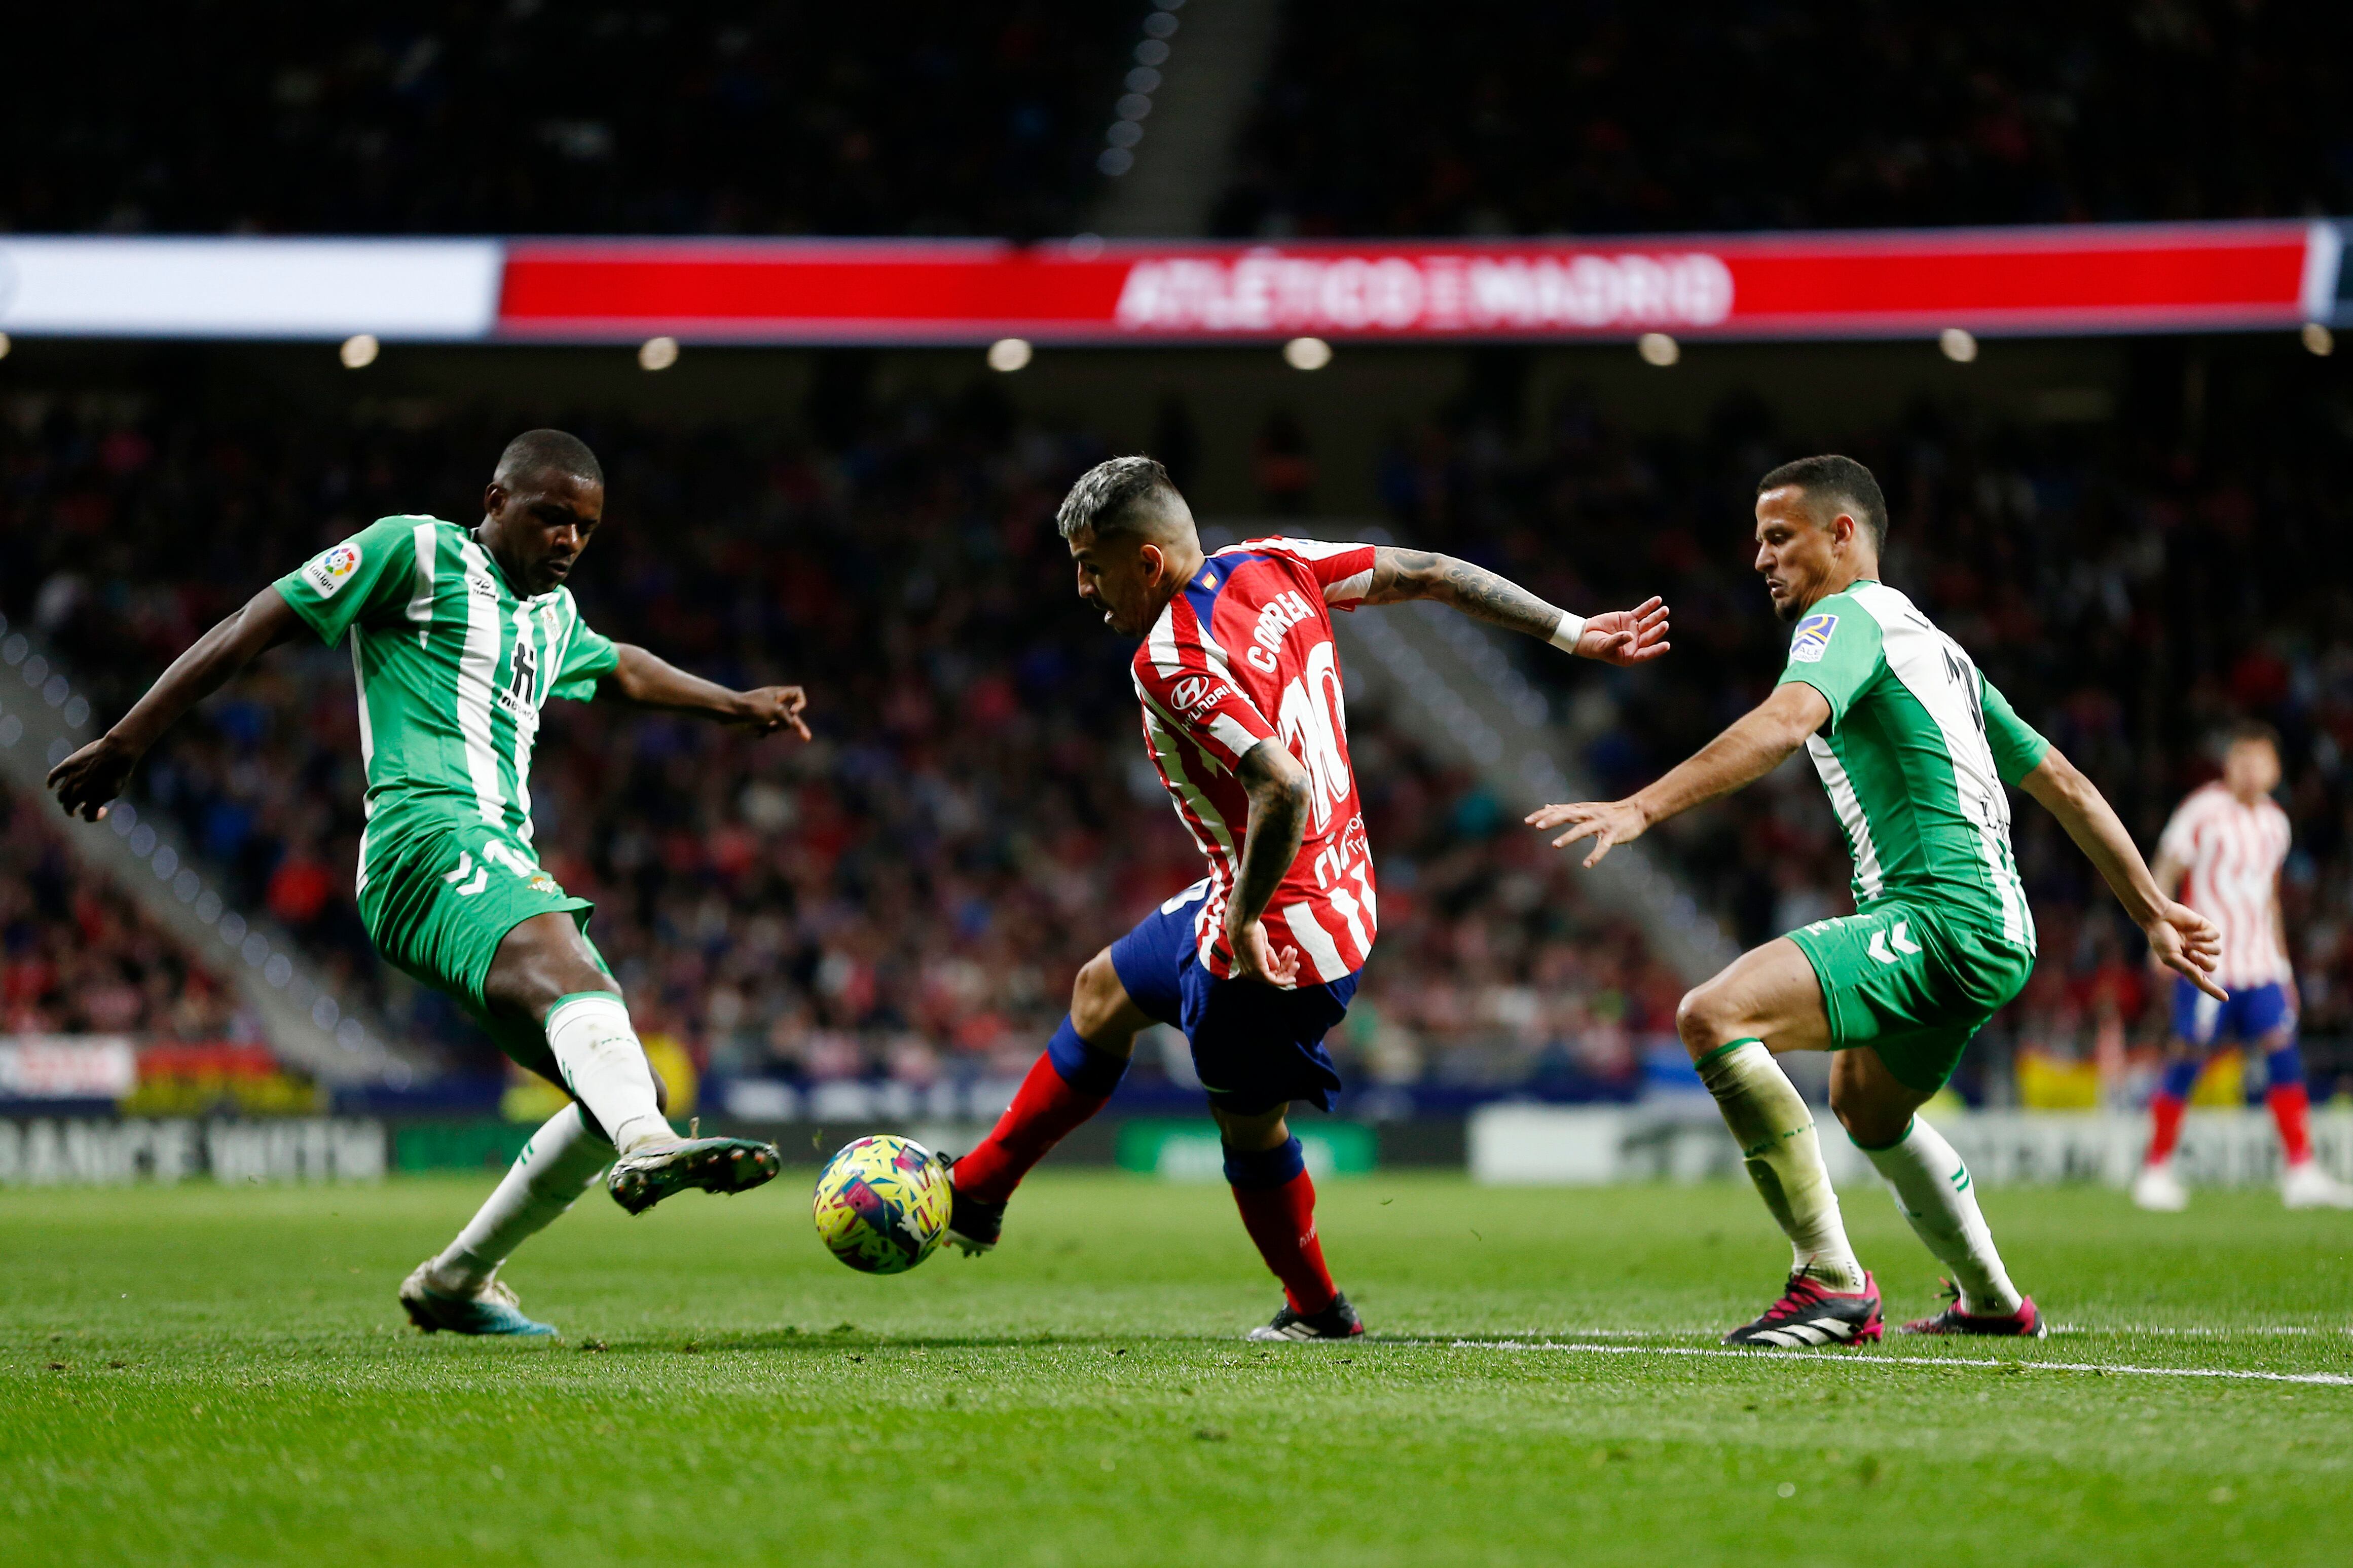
[1527,682,1829,867]
[2019,748,2225,1000]
[1225,739,1312,987]
[1359,547,1669,667]
[597,644,811,739]
[47,585,306,822]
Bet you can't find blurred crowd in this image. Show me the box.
[0,783,244,1040]
[8,4,1128,239]
[1363,341,2353,1101]
[0,384,1675,1100]
[1216,1,2353,238]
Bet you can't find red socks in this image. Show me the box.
[2145,1093,2187,1165]
[2269,1084,2313,1166]
[1226,1138,1338,1315]
[951,1021,1125,1204]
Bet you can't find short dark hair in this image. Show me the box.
[2226,718,2281,752]
[496,428,604,490]
[1757,454,1888,551]
[1056,455,1178,540]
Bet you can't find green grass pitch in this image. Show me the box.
[5,1171,2350,1565]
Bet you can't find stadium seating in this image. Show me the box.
[1214,2,2353,237]
[0,393,1677,1103]
[7,5,1133,238]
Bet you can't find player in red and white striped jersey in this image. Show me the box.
[2134,722,2353,1210]
[944,456,1670,1339]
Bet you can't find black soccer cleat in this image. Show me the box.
[943,1158,1006,1256]
[1900,1280,2047,1338]
[606,1136,782,1215]
[1724,1270,1883,1348]
[1246,1292,1365,1342]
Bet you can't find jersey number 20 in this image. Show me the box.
[1277,640,1351,831]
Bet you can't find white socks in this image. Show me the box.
[431,1104,612,1291]
[545,991,670,1154]
[1861,1115,2021,1316]
[1696,1039,1866,1292]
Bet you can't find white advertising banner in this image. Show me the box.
[0,238,503,340]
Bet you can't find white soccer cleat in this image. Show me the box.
[2131,1162,2189,1212]
[2281,1162,2353,1210]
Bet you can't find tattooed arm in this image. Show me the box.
[1361,547,1671,665]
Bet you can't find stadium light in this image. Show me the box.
[339,333,379,369]
[1637,332,1679,366]
[1283,336,1333,371]
[988,337,1034,372]
[1941,328,1980,362]
[2304,322,2335,357]
[638,336,679,371]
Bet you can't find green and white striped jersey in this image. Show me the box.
[275,515,618,882]
[1774,581,2048,950]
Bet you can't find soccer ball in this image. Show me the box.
[812,1135,952,1274]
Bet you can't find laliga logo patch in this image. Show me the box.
[302,542,363,598]
[1789,611,1837,664]
[1171,674,1226,715]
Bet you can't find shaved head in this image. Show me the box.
[495,428,604,492]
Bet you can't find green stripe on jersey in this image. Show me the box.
[1774,581,2044,951]
[276,516,618,876]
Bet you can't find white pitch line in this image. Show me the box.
[1435,1339,2353,1388]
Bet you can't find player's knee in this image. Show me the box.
[1827,1082,1906,1148]
[1070,948,1126,1037]
[1676,983,1735,1057]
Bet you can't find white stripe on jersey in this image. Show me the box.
[1806,735,1886,904]
[508,601,541,843]
[406,520,438,644]
[2160,783,2291,988]
[1280,900,1352,983]
[454,538,509,826]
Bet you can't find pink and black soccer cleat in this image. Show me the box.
[1724,1270,1883,1348]
[1900,1281,2046,1338]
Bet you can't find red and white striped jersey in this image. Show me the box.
[1131,537,1381,983]
[2155,781,2293,988]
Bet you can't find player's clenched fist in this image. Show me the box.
[730,685,812,740]
[1526,798,1649,867]
[47,734,140,823]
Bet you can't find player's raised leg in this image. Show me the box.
[945,947,1150,1253]
[1676,938,1882,1346]
[483,913,780,1215]
[1219,1102,1359,1341]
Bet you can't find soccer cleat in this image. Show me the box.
[2281,1161,2353,1210]
[943,1158,1006,1256]
[2131,1161,2190,1212]
[1723,1270,1883,1348]
[1900,1280,2047,1338]
[398,1262,556,1337]
[606,1135,782,1215]
[1245,1292,1365,1342]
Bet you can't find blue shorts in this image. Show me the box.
[1109,881,1360,1117]
[2171,978,2294,1048]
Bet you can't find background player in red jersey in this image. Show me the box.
[943,455,1670,1339]
[2134,722,2353,1211]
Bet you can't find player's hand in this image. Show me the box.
[1526,798,1649,868]
[731,686,812,740]
[1575,596,1671,666]
[1227,917,1301,989]
[2144,900,2227,1002]
[46,732,141,823]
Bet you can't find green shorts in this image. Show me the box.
[357,816,609,1082]
[1785,899,2034,1094]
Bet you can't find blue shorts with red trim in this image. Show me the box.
[1109,880,1359,1117]
[2171,977,2294,1048]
